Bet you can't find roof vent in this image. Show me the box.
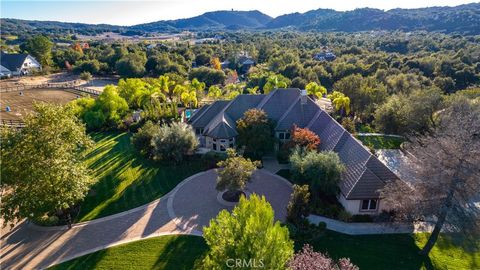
[300,89,307,105]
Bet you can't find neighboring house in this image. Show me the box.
[314,51,336,61]
[188,89,399,215]
[0,52,42,77]
[238,56,255,74]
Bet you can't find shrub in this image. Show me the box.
[151,122,198,163]
[202,195,294,269]
[73,59,102,74]
[216,149,260,192]
[287,125,321,151]
[131,121,160,157]
[236,109,274,158]
[288,244,358,270]
[286,184,311,224]
[351,214,374,223]
[341,117,356,134]
[79,71,92,81]
[338,209,353,222]
[290,147,345,196]
[34,215,60,226]
[203,151,227,169]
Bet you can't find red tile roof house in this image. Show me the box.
[188,88,400,215]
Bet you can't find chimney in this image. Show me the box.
[300,89,307,105]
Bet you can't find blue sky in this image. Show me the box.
[1,0,476,26]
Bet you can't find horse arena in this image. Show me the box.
[0,89,80,122]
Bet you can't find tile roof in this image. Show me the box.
[189,100,230,128]
[191,88,399,199]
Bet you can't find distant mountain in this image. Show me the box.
[266,3,480,34]
[1,3,480,36]
[132,10,272,31]
[0,18,124,36]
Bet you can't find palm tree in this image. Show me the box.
[158,75,176,101]
[305,82,327,99]
[263,75,288,94]
[328,91,351,116]
[138,83,166,109]
[208,85,223,100]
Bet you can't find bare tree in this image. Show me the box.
[381,98,480,256]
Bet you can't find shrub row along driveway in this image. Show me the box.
[0,169,293,269]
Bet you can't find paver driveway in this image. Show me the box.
[0,169,292,270]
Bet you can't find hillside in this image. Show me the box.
[132,10,272,31]
[267,3,480,34]
[1,3,479,35]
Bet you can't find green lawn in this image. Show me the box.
[299,231,479,270]
[77,131,209,222]
[50,235,207,270]
[356,135,404,149]
[50,232,478,270]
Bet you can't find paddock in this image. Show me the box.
[0,89,81,122]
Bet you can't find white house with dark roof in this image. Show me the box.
[188,88,400,215]
[0,52,41,77]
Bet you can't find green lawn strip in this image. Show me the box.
[355,135,404,149]
[300,231,479,270]
[49,232,478,270]
[49,235,207,270]
[77,131,208,222]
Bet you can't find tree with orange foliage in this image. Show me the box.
[210,57,222,70]
[72,43,84,54]
[288,125,321,150]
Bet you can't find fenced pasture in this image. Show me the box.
[1,89,83,122]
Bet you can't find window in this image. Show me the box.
[360,199,378,211]
[229,143,234,148]
[220,145,226,152]
[213,138,217,142]
[212,143,217,151]
[278,132,291,140]
[220,139,226,143]
[229,138,234,142]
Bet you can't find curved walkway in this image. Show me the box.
[0,169,293,270]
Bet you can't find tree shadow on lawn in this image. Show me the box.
[298,231,435,270]
[153,236,207,270]
[425,233,480,270]
[77,131,208,222]
[50,235,207,270]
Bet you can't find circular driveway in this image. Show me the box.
[168,169,293,232]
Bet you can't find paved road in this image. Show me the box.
[0,169,293,270]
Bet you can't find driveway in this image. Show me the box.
[0,169,293,270]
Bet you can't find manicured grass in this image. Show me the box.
[300,231,479,270]
[77,131,209,222]
[356,135,404,149]
[50,232,478,270]
[50,235,207,270]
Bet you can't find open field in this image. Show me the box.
[50,232,479,270]
[77,131,210,222]
[0,89,79,121]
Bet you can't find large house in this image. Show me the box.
[189,89,399,215]
[0,52,42,77]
